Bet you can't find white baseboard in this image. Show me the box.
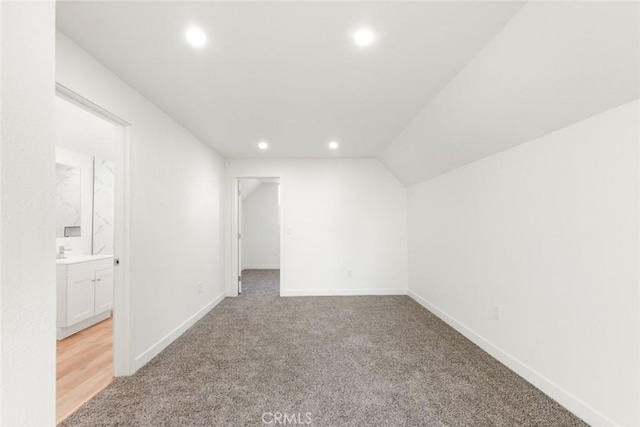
[281,288,408,297]
[133,290,227,372]
[242,265,280,270]
[408,290,618,427]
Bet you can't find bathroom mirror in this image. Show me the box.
[55,163,82,237]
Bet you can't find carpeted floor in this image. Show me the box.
[239,269,280,299]
[60,270,585,426]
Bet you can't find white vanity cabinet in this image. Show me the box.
[94,267,114,313]
[57,255,114,340]
[66,271,97,326]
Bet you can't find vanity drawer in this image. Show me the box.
[67,258,113,276]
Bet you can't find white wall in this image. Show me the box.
[56,96,116,161]
[407,101,639,427]
[56,32,227,372]
[241,183,280,270]
[0,1,56,425]
[228,159,407,296]
[240,178,261,201]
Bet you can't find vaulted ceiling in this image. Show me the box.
[56,1,638,185]
[381,1,639,185]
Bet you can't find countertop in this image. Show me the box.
[56,254,113,265]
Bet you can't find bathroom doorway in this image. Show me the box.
[54,87,130,423]
[237,178,281,298]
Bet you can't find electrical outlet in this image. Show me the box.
[197,282,203,294]
[493,305,501,321]
[346,269,352,278]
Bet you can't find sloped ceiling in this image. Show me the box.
[240,179,262,200]
[240,178,279,200]
[381,1,639,186]
[56,1,638,186]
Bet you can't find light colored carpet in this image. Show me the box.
[239,269,280,299]
[60,270,585,426]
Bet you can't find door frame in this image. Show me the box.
[232,176,283,297]
[238,185,243,294]
[55,83,133,376]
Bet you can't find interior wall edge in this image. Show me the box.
[372,156,410,189]
[401,97,640,190]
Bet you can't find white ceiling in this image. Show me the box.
[56,1,638,185]
[56,1,524,159]
[239,179,262,200]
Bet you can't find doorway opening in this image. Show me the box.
[237,178,281,299]
[54,87,130,423]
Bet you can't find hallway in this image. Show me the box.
[239,269,280,299]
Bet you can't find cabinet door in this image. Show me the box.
[66,273,95,326]
[94,267,114,314]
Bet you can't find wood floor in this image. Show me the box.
[57,317,113,424]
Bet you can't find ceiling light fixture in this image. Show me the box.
[258,141,269,150]
[353,28,375,47]
[329,141,339,150]
[185,27,207,47]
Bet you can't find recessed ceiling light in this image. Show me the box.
[185,27,207,47]
[353,28,375,47]
[329,141,339,150]
[258,141,269,150]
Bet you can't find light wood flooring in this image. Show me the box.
[57,317,113,424]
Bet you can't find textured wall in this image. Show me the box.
[0,1,56,424]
